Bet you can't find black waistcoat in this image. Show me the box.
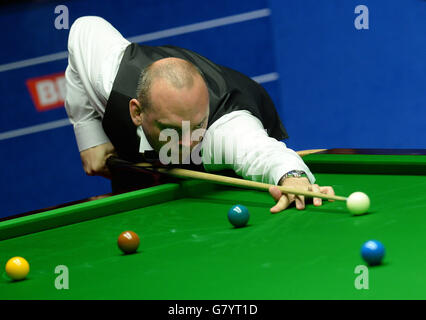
[102,43,288,163]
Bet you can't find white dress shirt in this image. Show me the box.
[64,16,315,185]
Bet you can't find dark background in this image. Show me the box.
[0,0,424,218]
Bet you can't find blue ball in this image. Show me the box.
[228,204,249,228]
[361,240,385,266]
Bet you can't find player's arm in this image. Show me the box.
[64,65,116,178]
[201,110,334,212]
[64,18,116,178]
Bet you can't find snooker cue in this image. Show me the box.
[134,162,347,202]
[295,149,327,157]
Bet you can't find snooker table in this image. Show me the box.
[1,149,426,300]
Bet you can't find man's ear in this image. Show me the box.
[129,98,143,126]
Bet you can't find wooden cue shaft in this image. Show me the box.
[136,164,347,202]
[296,149,327,157]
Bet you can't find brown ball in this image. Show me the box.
[117,231,140,254]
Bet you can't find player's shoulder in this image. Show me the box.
[71,16,108,29]
[69,16,113,41]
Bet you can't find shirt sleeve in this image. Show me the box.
[64,63,110,152]
[64,16,130,152]
[201,110,316,185]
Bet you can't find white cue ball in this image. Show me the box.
[346,192,370,215]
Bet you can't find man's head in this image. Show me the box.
[129,57,209,161]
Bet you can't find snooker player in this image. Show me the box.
[64,16,335,213]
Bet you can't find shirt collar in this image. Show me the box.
[137,126,154,153]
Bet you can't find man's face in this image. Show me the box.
[140,74,209,163]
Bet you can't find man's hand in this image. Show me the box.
[80,142,116,179]
[268,177,335,213]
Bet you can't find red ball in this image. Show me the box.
[117,231,140,254]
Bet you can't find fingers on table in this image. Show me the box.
[269,186,288,213]
[268,186,282,202]
[309,184,322,206]
[272,195,292,213]
[269,184,336,213]
[319,186,336,202]
[309,184,336,205]
[294,193,305,210]
[269,186,303,213]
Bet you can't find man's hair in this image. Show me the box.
[136,58,205,112]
